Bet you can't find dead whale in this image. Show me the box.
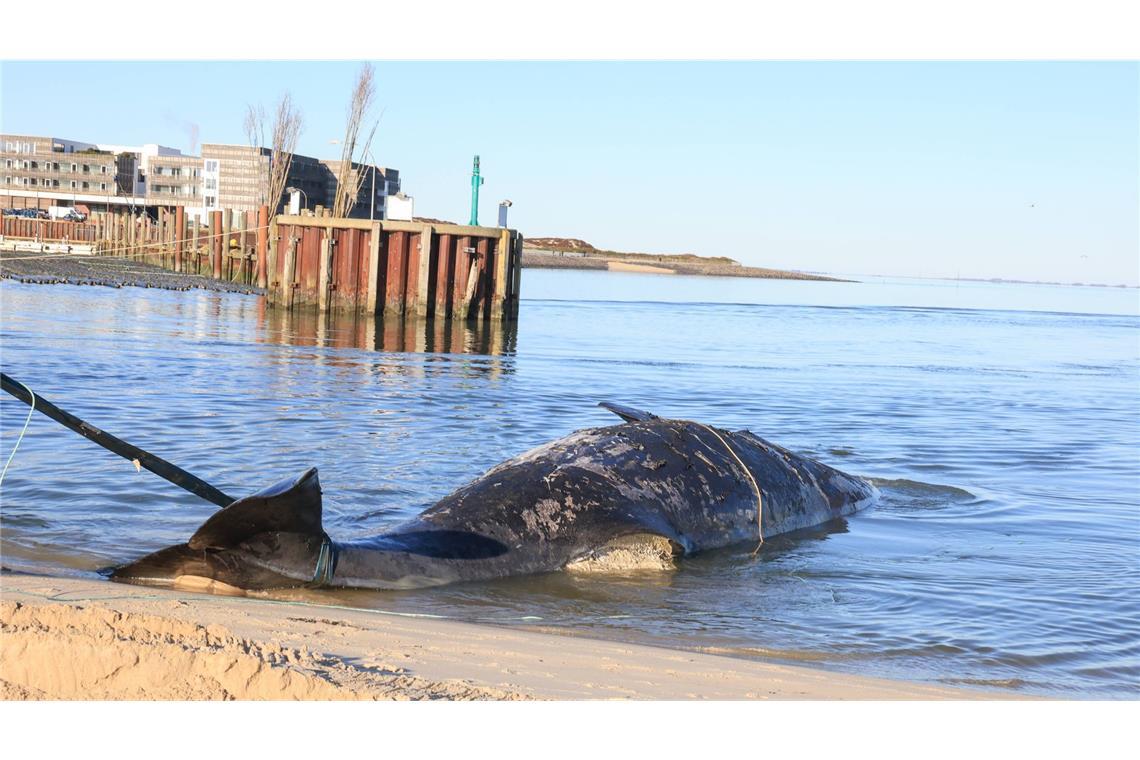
[111,403,878,592]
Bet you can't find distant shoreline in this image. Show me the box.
[852,272,1138,289]
[522,249,848,282]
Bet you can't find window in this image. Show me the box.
[204,178,216,190]
[3,177,9,184]
[82,182,89,190]
[82,164,90,174]
[22,161,29,170]
[52,179,60,187]
[3,159,9,168]
[70,180,77,189]
[205,160,218,172]
[100,165,107,174]
[22,177,28,185]
[30,161,37,170]
[205,195,216,207]
[70,163,77,173]
[28,178,36,186]
[100,183,107,190]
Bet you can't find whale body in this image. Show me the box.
[112,404,878,592]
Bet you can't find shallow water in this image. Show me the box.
[1,270,1138,698]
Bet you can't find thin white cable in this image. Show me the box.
[0,378,36,488]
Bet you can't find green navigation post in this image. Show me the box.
[469,155,484,226]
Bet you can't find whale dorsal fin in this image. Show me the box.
[599,402,659,423]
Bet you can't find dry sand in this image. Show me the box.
[606,261,676,274]
[1,573,991,701]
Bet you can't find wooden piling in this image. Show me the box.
[385,231,407,318]
[472,237,490,320]
[267,216,279,289]
[453,236,472,318]
[174,206,185,272]
[211,210,223,279]
[415,225,433,317]
[318,231,333,312]
[435,233,452,319]
[222,209,233,280]
[256,205,269,289]
[283,234,297,309]
[511,233,524,315]
[366,221,382,314]
[158,209,167,266]
[492,228,510,320]
[188,218,198,274]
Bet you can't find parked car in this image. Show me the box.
[3,208,49,219]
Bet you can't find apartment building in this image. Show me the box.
[146,153,203,206]
[1,133,402,220]
[2,134,121,206]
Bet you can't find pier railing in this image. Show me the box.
[1,207,522,321]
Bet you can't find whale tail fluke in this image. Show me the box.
[111,467,330,590]
[187,467,325,551]
[599,402,659,424]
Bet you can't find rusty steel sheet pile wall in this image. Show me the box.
[268,216,521,321]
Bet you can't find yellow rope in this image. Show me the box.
[696,423,764,555]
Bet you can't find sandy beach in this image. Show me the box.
[0,572,992,701]
[606,261,676,274]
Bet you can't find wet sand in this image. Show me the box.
[0,574,993,700]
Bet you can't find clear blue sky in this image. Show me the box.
[3,61,1136,285]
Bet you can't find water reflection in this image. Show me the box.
[256,303,518,357]
[3,271,1139,697]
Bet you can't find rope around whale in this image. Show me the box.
[0,376,35,488]
[695,423,764,556]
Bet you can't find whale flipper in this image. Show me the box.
[599,402,659,423]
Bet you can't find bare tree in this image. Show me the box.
[244,94,303,212]
[332,63,379,218]
[243,103,266,152]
